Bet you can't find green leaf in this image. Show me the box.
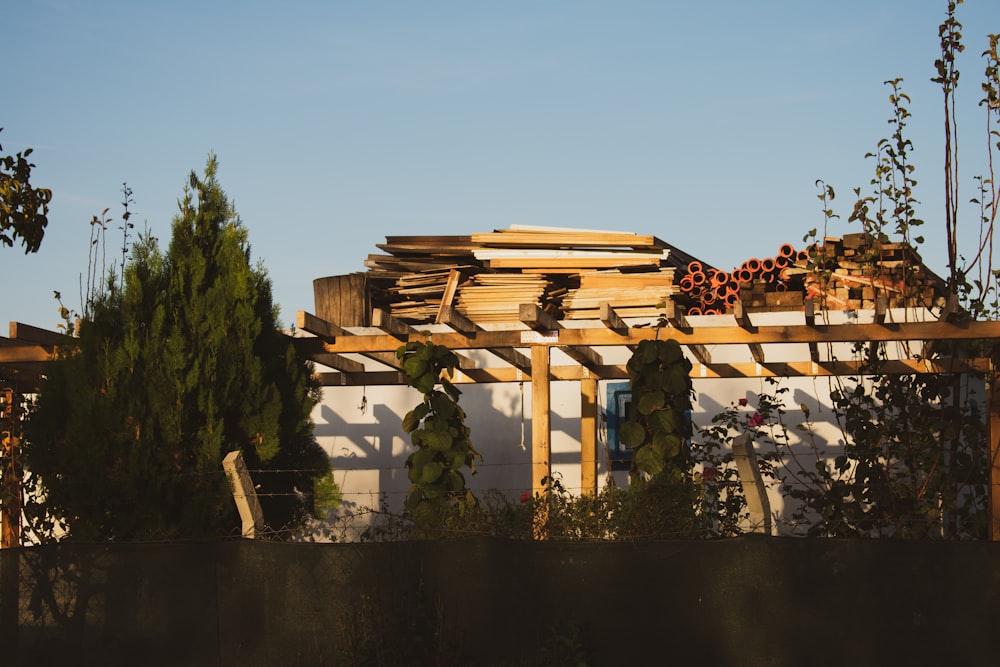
[634,446,664,476]
[620,420,646,449]
[420,460,444,484]
[402,403,430,432]
[636,390,665,415]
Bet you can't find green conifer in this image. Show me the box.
[25,156,332,540]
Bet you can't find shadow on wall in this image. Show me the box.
[312,381,614,515]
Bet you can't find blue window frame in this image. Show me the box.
[605,381,633,470]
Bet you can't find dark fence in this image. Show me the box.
[2,536,999,666]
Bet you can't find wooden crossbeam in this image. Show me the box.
[312,357,992,386]
[436,305,531,372]
[734,302,765,364]
[296,310,404,371]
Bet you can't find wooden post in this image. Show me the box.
[732,433,772,535]
[222,450,264,539]
[580,376,598,496]
[1,388,20,549]
[989,368,1000,541]
[531,345,551,539]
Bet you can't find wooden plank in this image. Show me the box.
[531,345,551,540]
[9,322,71,347]
[471,230,660,250]
[599,303,628,335]
[580,377,598,497]
[436,305,531,372]
[310,353,366,374]
[485,256,661,270]
[734,302,765,364]
[434,268,463,323]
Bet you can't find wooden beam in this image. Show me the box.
[531,345,551,540]
[302,319,1000,354]
[434,268,464,324]
[295,310,404,370]
[9,322,71,347]
[804,298,820,363]
[664,301,711,364]
[312,357,992,386]
[598,302,628,335]
[310,353,366,374]
[580,376,598,497]
[734,302,765,364]
[436,305,531,372]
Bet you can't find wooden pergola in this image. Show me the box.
[3,299,1000,541]
[292,299,1000,540]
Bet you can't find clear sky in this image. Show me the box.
[3,0,999,330]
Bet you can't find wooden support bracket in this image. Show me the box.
[519,303,604,373]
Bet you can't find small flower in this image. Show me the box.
[748,413,765,428]
[520,491,531,504]
[702,466,717,482]
[738,397,748,406]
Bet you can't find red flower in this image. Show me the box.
[702,466,717,482]
[738,397,748,406]
[748,413,765,428]
[520,492,531,504]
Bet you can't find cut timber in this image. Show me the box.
[471,229,662,251]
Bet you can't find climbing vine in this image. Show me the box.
[397,340,480,535]
[620,339,694,480]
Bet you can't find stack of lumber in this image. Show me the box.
[360,225,694,324]
[799,234,944,310]
[454,273,553,322]
[561,269,679,319]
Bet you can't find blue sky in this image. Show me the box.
[3,0,998,330]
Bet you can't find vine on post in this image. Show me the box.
[620,338,693,480]
[397,340,480,535]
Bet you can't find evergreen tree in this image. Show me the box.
[25,156,332,540]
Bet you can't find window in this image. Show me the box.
[604,381,633,471]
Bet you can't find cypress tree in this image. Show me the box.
[25,156,331,540]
